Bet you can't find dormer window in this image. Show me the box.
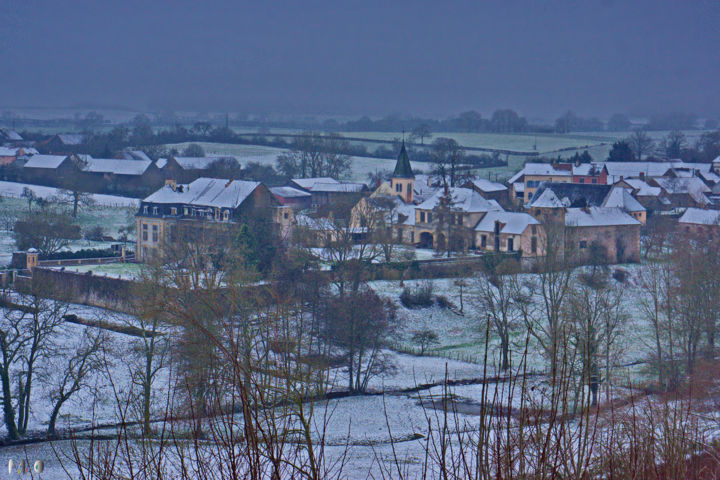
[143,206,148,214]
[183,207,189,216]
[223,210,230,221]
[152,206,158,215]
[171,207,177,215]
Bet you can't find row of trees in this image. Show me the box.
[607,129,720,162]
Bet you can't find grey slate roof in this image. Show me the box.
[143,177,261,209]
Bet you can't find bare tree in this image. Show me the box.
[0,281,67,439]
[411,124,432,145]
[45,328,105,437]
[431,137,465,187]
[628,129,654,161]
[475,258,530,371]
[320,286,396,392]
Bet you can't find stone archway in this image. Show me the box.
[418,231,434,248]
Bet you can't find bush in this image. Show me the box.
[400,281,434,308]
[435,295,454,310]
[84,225,105,241]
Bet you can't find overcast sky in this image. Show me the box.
[1,0,718,119]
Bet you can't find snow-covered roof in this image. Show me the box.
[513,182,525,193]
[417,187,503,213]
[678,208,720,226]
[467,178,507,192]
[0,129,22,141]
[0,147,18,156]
[475,211,540,235]
[119,149,152,162]
[508,163,572,184]
[85,158,152,176]
[307,182,366,193]
[527,189,567,208]
[143,177,261,209]
[23,154,68,169]
[602,187,645,212]
[623,178,661,197]
[270,186,311,198]
[155,158,168,168]
[565,207,641,227]
[57,134,84,145]
[173,156,237,170]
[295,214,337,231]
[291,177,340,190]
[653,177,711,204]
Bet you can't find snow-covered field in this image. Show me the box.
[0,194,135,267]
[0,180,139,207]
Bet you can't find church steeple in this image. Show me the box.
[391,139,415,203]
[393,140,414,179]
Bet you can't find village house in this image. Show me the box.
[677,208,720,238]
[21,154,75,185]
[135,177,281,261]
[473,211,543,257]
[0,128,23,144]
[288,177,368,208]
[160,155,241,183]
[461,177,509,205]
[526,182,646,224]
[413,187,504,250]
[38,133,85,154]
[564,207,642,263]
[270,186,312,209]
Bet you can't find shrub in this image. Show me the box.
[400,281,434,308]
[84,225,105,241]
[411,329,440,354]
[435,294,456,310]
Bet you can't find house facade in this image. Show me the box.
[135,177,278,261]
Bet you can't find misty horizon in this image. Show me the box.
[1,1,719,120]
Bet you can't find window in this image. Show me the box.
[531,225,537,234]
[183,207,189,216]
[579,240,587,249]
[171,207,177,215]
[142,223,148,241]
[579,178,585,183]
[481,235,487,247]
[535,209,541,216]
[427,212,432,223]
[527,180,540,188]
[531,236,537,254]
[395,183,401,192]
[143,206,148,214]
[420,212,426,222]
[223,210,230,221]
[456,214,463,225]
[507,238,514,251]
[152,206,158,215]
[591,178,597,184]
[284,212,289,219]
[152,224,159,242]
[410,231,414,243]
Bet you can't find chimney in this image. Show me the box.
[639,171,645,180]
[165,179,177,191]
[225,179,233,188]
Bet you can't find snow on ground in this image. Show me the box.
[0,195,135,267]
[0,180,139,206]
[50,262,144,280]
